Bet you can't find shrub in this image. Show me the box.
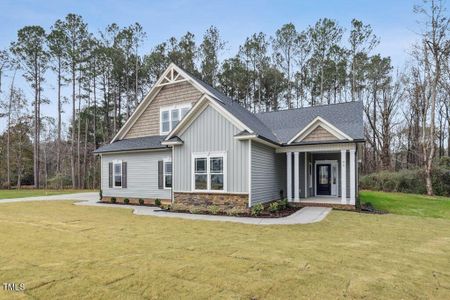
[138,198,144,205]
[251,203,264,216]
[268,202,279,213]
[111,197,116,204]
[155,198,161,206]
[189,206,204,214]
[226,207,247,216]
[277,199,288,210]
[208,205,220,215]
[171,203,190,212]
[124,198,130,204]
[99,189,103,201]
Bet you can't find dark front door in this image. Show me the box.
[316,164,331,195]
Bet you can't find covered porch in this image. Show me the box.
[277,143,357,207]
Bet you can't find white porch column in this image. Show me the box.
[294,152,300,201]
[286,152,292,201]
[341,149,347,204]
[349,149,356,205]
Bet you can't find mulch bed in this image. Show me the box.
[157,206,302,218]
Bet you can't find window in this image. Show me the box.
[114,161,122,188]
[308,162,312,188]
[160,104,191,134]
[193,152,226,192]
[164,159,172,189]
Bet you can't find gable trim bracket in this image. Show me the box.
[287,116,353,145]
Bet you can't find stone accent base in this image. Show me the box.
[101,196,171,206]
[174,192,248,209]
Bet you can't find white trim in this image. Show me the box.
[160,140,183,146]
[314,160,338,197]
[349,149,356,205]
[276,143,356,153]
[248,140,252,207]
[191,151,227,193]
[159,103,192,135]
[294,152,300,201]
[234,135,280,149]
[112,160,123,189]
[163,157,172,190]
[287,116,353,144]
[341,150,347,204]
[286,152,292,202]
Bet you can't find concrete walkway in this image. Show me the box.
[0,192,331,225]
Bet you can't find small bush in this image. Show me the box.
[111,197,116,204]
[226,207,247,216]
[268,202,279,213]
[138,198,144,205]
[189,206,204,214]
[208,205,220,215]
[251,203,264,216]
[155,198,161,206]
[99,189,103,201]
[124,198,130,204]
[277,199,289,210]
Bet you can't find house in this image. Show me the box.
[94,63,364,210]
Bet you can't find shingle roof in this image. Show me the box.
[255,101,364,144]
[182,69,281,143]
[94,135,167,154]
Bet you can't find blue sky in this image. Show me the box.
[0,0,421,130]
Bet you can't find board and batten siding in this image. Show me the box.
[251,142,286,205]
[124,81,202,139]
[101,150,171,199]
[173,105,249,193]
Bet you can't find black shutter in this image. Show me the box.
[158,160,163,189]
[108,162,113,188]
[122,161,127,188]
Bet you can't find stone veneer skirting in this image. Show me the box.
[101,196,171,206]
[174,192,248,209]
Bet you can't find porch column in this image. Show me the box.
[286,152,292,201]
[349,149,356,205]
[294,152,300,201]
[341,149,347,204]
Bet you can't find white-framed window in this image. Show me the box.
[163,158,172,189]
[113,160,122,188]
[192,152,226,192]
[308,162,313,188]
[160,104,191,134]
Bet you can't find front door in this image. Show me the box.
[316,164,331,195]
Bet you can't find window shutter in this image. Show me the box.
[108,162,113,188]
[122,161,127,188]
[158,160,163,189]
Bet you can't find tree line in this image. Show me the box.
[0,0,448,195]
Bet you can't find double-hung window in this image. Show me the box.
[193,152,226,192]
[113,160,122,188]
[160,104,191,134]
[164,159,172,189]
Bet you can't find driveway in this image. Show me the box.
[0,192,331,225]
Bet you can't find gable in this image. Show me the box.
[124,81,202,139]
[298,125,339,142]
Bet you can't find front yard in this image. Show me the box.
[0,200,450,299]
[0,189,94,200]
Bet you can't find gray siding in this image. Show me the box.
[101,150,171,199]
[173,105,249,193]
[251,142,285,205]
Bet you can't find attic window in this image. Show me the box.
[160,104,192,135]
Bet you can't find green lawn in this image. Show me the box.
[360,190,450,219]
[0,189,95,199]
[0,201,450,299]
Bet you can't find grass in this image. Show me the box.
[0,189,95,200]
[0,201,450,299]
[360,190,450,219]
